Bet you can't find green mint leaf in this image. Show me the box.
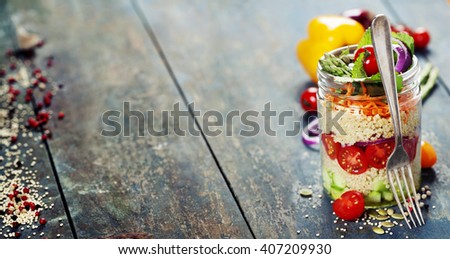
[392,31,415,55]
[357,27,372,48]
[367,73,381,81]
[351,53,367,78]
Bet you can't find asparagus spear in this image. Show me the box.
[419,62,433,84]
[421,66,439,100]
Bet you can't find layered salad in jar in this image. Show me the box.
[317,28,421,208]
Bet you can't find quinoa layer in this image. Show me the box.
[319,100,420,145]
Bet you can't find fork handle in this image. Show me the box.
[371,15,404,146]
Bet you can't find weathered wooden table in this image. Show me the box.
[0,0,449,239]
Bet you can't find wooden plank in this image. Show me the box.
[0,3,73,239]
[11,0,252,238]
[137,0,450,238]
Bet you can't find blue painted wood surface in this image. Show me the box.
[0,0,448,238]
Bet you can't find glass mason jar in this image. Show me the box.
[318,45,421,208]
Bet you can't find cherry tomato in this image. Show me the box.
[321,134,341,160]
[337,146,368,174]
[300,87,318,111]
[390,24,414,35]
[421,141,437,168]
[354,45,375,61]
[403,136,419,162]
[363,56,379,76]
[333,190,365,221]
[413,27,431,49]
[354,46,379,76]
[364,140,395,169]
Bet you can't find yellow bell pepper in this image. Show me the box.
[296,15,365,83]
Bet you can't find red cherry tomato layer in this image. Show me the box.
[403,136,419,162]
[300,87,318,111]
[333,190,365,221]
[364,140,395,169]
[321,134,341,160]
[337,146,368,174]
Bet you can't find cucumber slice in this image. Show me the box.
[323,170,332,191]
[372,179,388,192]
[382,191,394,201]
[366,191,382,203]
[330,186,345,200]
[332,172,347,190]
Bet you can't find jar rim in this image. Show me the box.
[317,45,420,100]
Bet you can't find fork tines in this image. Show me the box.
[387,165,425,229]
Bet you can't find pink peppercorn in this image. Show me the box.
[43,95,51,107]
[58,112,65,120]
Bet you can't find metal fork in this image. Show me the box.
[371,15,425,229]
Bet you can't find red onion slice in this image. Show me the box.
[302,118,320,145]
[393,39,412,73]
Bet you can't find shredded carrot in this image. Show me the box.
[360,82,368,95]
[345,83,354,96]
[324,84,420,118]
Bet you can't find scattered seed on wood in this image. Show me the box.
[299,188,313,197]
[372,227,385,235]
[381,221,395,228]
[387,208,394,216]
[376,209,387,216]
[376,215,389,221]
[392,214,405,220]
